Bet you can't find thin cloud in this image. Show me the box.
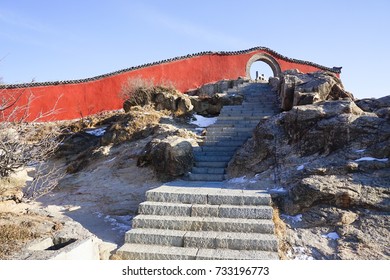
[135,4,254,49]
[0,8,52,34]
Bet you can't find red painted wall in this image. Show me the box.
[0,49,339,122]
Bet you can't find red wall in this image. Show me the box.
[0,49,339,122]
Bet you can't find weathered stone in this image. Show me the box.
[138,136,194,180]
[277,70,354,111]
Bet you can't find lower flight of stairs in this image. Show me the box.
[116,185,279,260]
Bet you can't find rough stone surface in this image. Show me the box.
[196,248,279,260]
[227,88,390,259]
[272,70,354,111]
[138,136,194,181]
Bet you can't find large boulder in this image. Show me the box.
[137,136,194,181]
[123,87,193,116]
[274,70,354,111]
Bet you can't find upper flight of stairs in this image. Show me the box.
[188,82,279,181]
[116,185,279,260]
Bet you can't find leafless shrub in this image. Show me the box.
[0,85,64,198]
[24,162,65,199]
[119,77,177,107]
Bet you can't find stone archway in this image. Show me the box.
[246,53,281,79]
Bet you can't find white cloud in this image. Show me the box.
[134,4,253,49]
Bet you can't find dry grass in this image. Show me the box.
[100,106,169,145]
[272,206,290,260]
[0,212,62,260]
[0,216,40,259]
[119,77,176,102]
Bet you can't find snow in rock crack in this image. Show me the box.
[85,127,106,137]
[190,114,217,127]
[322,232,340,240]
[355,157,388,162]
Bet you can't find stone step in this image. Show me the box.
[206,130,253,136]
[145,186,271,206]
[217,116,269,121]
[191,167,226,174]
[194,161,227,168]
[205,135,250,142]
[194,155,231,162]
[221,113,274,117]
[117,243,197,260]
[132,215,275,233]
[193,151,235,157]
[200,140,243,147]
[117,243,279,260]
[221,106,276,112]
[214,120,260,125]
[188,173,226,181]
[138,201,273,219]
[194,146,237,152]
[125,228,278,251]
[207,127,254,132]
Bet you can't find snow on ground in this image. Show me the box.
[286,246,314,260]
[296,164,306,171]
[353,149,366,153]
[268,186,288,194]
[95,212,132,234]
[85,127,107,137]
[228,176,257,184]
[322,232,340,240]
[190,114,217,127]
[281,214,303,223]
[354,157,388,162]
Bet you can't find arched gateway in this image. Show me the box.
[0,47,341,121]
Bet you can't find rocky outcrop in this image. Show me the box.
[270,70,354,111]
[123,87,193,116]
[227,93,390,259]
[189,94,244,116]
[137,136,194,181]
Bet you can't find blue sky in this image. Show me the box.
[0,0,389,99]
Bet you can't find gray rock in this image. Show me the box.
[138,136,194,180]
[276,70,354,111]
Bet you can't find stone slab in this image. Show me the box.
[117,243,197,260]
[125,228,185,247]
[196,248,279,260]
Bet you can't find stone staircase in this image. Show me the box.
[116,185,279,260]
[116,82,280,260]
[188,82,279,181]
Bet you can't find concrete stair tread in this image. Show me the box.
[117,243,197,260]
[139,201,273,218]
[125,228,278,251]
[191,167,225,174]
[188,173,225,181]
[132,215,275,233]
[194,162,228,168]
[117,243,279,260]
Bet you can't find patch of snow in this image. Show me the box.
[248,178,257,184]
[190,114,217,128]
[281,214,302,223]
[104,214,132,234]
[104,157,117,163]
[85,127,106,137]
[353,149,366,153]
[322,232,340,240]
[296,164,305,171]
[355,157,388,162]
[228,176,248,183]
[287,246,314,260]
[268,186,288,194]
